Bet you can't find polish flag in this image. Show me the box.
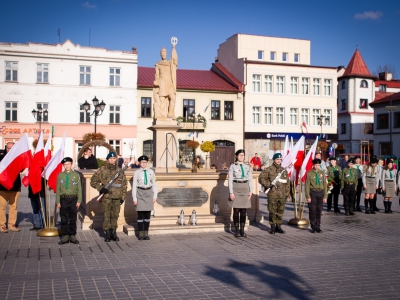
[290,136,294,151]
[22,132,45,193]
[301,121,308,134]
[43,132,66,192]
[301,137,319,183]
[282,136,305,185]
[43,132,52,166]
[0,134,32,190]
[282,135,290,159]
[361,100,366,108]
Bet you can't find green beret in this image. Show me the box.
[273,153,282,160]
[106,152,117,159]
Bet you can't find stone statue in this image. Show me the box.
[153,37,178,119]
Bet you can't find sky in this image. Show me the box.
[1,0,399,76]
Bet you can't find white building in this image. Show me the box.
[216,34,338,160]
[0,40,138,160]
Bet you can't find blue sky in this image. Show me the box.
[1,0,399,76]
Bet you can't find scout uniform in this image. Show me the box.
[382,166,396,213]
[362,158,379,214]
[90,152,127,242]
[132,155,158,240]
[258,153,289,234]
[353,156,364,212]
[341,159,358,216]
[56,157,82,245]
[228,149,253,237]
[305,159,327,233]
[326,157,342,213]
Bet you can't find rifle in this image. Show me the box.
[264,159,297,195]
[97,160,134,202]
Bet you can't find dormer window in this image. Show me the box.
[360,80,368,88]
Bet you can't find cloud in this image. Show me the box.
[354,11,383,20]
[82,2,97,9]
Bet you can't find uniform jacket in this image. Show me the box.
[382,169,397,191]
[78,155,98,169]
[305,168,327,199]
[362,165,380,187]
[56,170,82,204]
[341,168,358,189]
[132,168,158,201]
[228,162,253,194]
[327,165,342,186]
[258,163,289,199]
[90,163,127,201]
[0,150,22,192]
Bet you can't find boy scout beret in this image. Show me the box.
[106,152,117,159]
[328,157,336,161]
[138,155,149,162]
[235,149,245,156]
[312,158,321,164]
[272,153,282,160]
[348,159,355,164]
[61,157,73,164]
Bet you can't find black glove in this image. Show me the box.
[100,187,109,194]
[120,199,124,205]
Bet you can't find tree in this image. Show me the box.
[373,64,397,78]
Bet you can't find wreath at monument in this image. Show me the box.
[200,141,215,153]
[78,132,115,160]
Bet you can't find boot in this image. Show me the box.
[234,223,239,238]
[58,235,69,245]
[112,229,119,242]
[365,199,370,214]
[144,231,150,240]
[384,201,389,213]
[104,230,111,242]
[239,223,247,237]
[69,235,79,244]
[138,231,144,240]
[109,228,115,240]
[270,224,276,234]
[388,201,393,214]
[373,197,379,211]
[275,224,285,234]
[370,200,376,214]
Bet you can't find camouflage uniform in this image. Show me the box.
[326,165,342,212]
[341,167,358,215]
[90,163,127,231]
[258,163,290,225]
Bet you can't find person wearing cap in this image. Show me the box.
[132,155,158,240]
[90,152,127,242]
[340,159,358,216]
[352,156,364,212]
[382,160,396,213]
[56,157,82,245]
[326,157,342,214]
[305,158,327,233]
[259,153,290,234]
[362,157,379,214]
[228,149,253,237]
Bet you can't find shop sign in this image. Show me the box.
[0,125,50,136]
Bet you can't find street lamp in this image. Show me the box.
[317,114,330,159]
[83,96,106,155]
[31,104,48,131]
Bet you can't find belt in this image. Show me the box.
[60,195,77,199]
[345,183,354,185]
[385,180,394,182]
[366,176,376,178]
[310,188,323,191]
[138,186,151,190]
[233,180,248,183]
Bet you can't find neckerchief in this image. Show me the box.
[66,173,69,189]
[240,164,245,179]
[143,170,148,185]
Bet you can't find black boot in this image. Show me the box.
[234,223,239,238]
[104,230,111,242]
[365,199,370,214]
[112,229,119,242]
[270,224,276,234]
[109,228,115,240]
[240,223,247,237]
[370,200,376,214]
[388,201,393,214]
[384,201,388,213]
[373,197,379,211]
[275,224,285,234]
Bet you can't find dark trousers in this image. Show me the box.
[29,196,45,228]
[309,190,324,229]
[343,184,356,214]
[354,179,363,209]
[60,197,78,235]
[327,186,340,211]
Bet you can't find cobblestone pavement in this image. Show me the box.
[1,187,400,300]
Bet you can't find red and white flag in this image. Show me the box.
[282,136,305,185]
[0,134,32,190]
[301,137,319,183]
[301,121,308,134]
[43,132,66,192]
[282,135,290,159]
[22,132,45,192]
[43,132,52,166]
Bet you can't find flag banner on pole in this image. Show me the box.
[43,131,52,166]
[44,132,66,192]
[282,136,305,185]
[188,132,193,137]
[204,102,211,113]
[301,121,308,134]
[24,132,45,193]
[283,135,290,159]
[196,132,199,138]
[301,137,319,183]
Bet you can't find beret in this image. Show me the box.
[61,157,73,164]
[354,156,361,160]
[312,158,321,164]
[328,157,336,161]
[370,157,378,164]
[106,152,117,159]
[273,153,282,160]
[235,149,245,156]
[348,158,355,164]
[138,155,149,162]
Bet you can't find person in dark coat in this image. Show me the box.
[28,178,46,230]
[77,148,98,169]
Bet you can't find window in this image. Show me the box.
[109,105,120,124]
[110,68,120,86]
[211,100,220,120]
[291,77,298,94]
[276,76,284,94]
[270,52,276,61]
[36,103,49,122]
[5,102,18,121]
[323,109,332,126]
[341,81,346,89]
[108,140,120,155]
[80,66,91,85]
[252,106,260,124]
[301,108,309,125]
[302,78,309,95]
[79,104,90,123]
[341,123,346,134]
[294,53,299,63]
[276,107,284,125]
[379,84,387,92]
[141,97,151,117]
[252,74,261,92]
[37,63,49,83]
[341,99,347,110]
[282,53,287,62]
[258,50,263,60]
[224,101,233,120]
[312,109,321,125]
[360,80,368,88]
[290,108,298,125]
[183,99,195,118]
[377,113,389,129]
[264,75,273,93]
[143,140,153,161]
[359,99,368,109]
[394,112,400,128]
[313,79,320,95]
[324,79,332,96]
[264,107,272,125]
[5,61,18,82]
[380,142,391,155]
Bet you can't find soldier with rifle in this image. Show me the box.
[90,152,127,242]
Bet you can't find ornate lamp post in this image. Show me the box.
[82,96,106,155]
[31,104,48,131]
[317,115,330,159]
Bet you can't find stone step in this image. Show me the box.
[123,223,229,236]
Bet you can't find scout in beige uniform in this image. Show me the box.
[382,161,396,213]
[228,149,253,237]
[362,157,379,214]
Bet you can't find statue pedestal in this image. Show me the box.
[148,119,182,173]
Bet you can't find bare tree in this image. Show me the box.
[128,140,136,160]
[372,64,397,78]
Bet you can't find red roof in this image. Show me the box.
[375,80,400,89]
[138,65,243,92]
[370,91,399,106]
[340,49,375,79]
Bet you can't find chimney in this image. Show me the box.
[132,47,138,54]
[379,72,392,81]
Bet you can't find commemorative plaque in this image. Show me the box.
[157,188,208,207]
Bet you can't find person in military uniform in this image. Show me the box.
[305,158,327,233]
[326,157,342,214]
[258,153,290,234]
[90,152,127,242]
[341,159,358,216]
[228,149,253,237]
[132,155,158,240]
[353,156,364,212]
[56,157,82,245]
[382,161,396,213]
[363,157,379,214]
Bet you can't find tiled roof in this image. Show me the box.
[375,80,400,89]
[138,65,242,92]
[340,49,375,79]
[370,91,399,106]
